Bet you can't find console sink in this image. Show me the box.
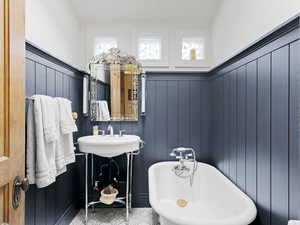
[78,135,141,158]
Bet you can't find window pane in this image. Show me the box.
[181,37,205,60]
[94,38,118,55]
[138,37,161,60]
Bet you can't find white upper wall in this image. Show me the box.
[72,0,220,24]
[26,0,84,70]
[73,0,221,71]
[26,0,300,71]
[212,0,300,67]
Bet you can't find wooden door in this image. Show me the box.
[0,0,25,224]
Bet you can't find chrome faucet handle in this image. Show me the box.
[170,147,185,157]
[170,152,176,157]
[178,147,191,150]
[119,130,125,137]
[99,130,105,136]
[139,140,145,149]
[173,147,187,152]
[170,147,188,155]
[185,153,193,159]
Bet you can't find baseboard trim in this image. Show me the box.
[55,203,80,225]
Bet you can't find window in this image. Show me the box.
[181,37,205,60]
[138,37,162,60]
[94,37,118,55]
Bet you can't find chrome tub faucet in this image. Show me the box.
[169,147,198,186]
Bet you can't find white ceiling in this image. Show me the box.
[71,0,222,25]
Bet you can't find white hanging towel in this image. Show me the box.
[26,99,36,184]
[56,97,77,166]
[99,100,111,121]
[53,100,66,176]
[95,100,110,121]
[39,95,58,143]
[26,95,57,188]
[288,221,300,225]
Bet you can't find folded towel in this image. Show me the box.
[56,97,78,134]
[39,95,58,143]
[55,136,67,176]
[288,221,300,225]
[53,102,66,176]
[26,96,57,188]
[56,97,77,167]
[62,133,76,165]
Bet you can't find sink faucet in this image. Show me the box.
[107,124,114,136]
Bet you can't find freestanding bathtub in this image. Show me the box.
[148,161,257,225]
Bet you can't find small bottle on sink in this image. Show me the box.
[93,125,98,135]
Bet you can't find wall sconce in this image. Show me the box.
[83,75,89,116]
[141,74,146,116]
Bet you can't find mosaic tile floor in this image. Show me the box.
[70,208,159,225]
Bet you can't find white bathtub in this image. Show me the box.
[148,161,257,225]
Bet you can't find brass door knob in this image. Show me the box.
[16,177,29,192]
[12,176,29,209]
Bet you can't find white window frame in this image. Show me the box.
[181,37,205,61]
[172,30,211,68]
[137,37,162,61]
[132,30,168,67]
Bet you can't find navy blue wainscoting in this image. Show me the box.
[25,43,87,225]
[209,19,300,225]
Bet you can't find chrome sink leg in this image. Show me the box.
[91,154,95,213]
[126,152,130,222]
[85,153,88,224]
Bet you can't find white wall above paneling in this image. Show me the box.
[211,0,300,68]
[26,0,300,72]
[26,0,85,70]
[72,0,221,25]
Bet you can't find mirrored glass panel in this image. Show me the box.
[89,48,142,121]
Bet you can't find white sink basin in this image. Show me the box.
[78,135,141,158]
